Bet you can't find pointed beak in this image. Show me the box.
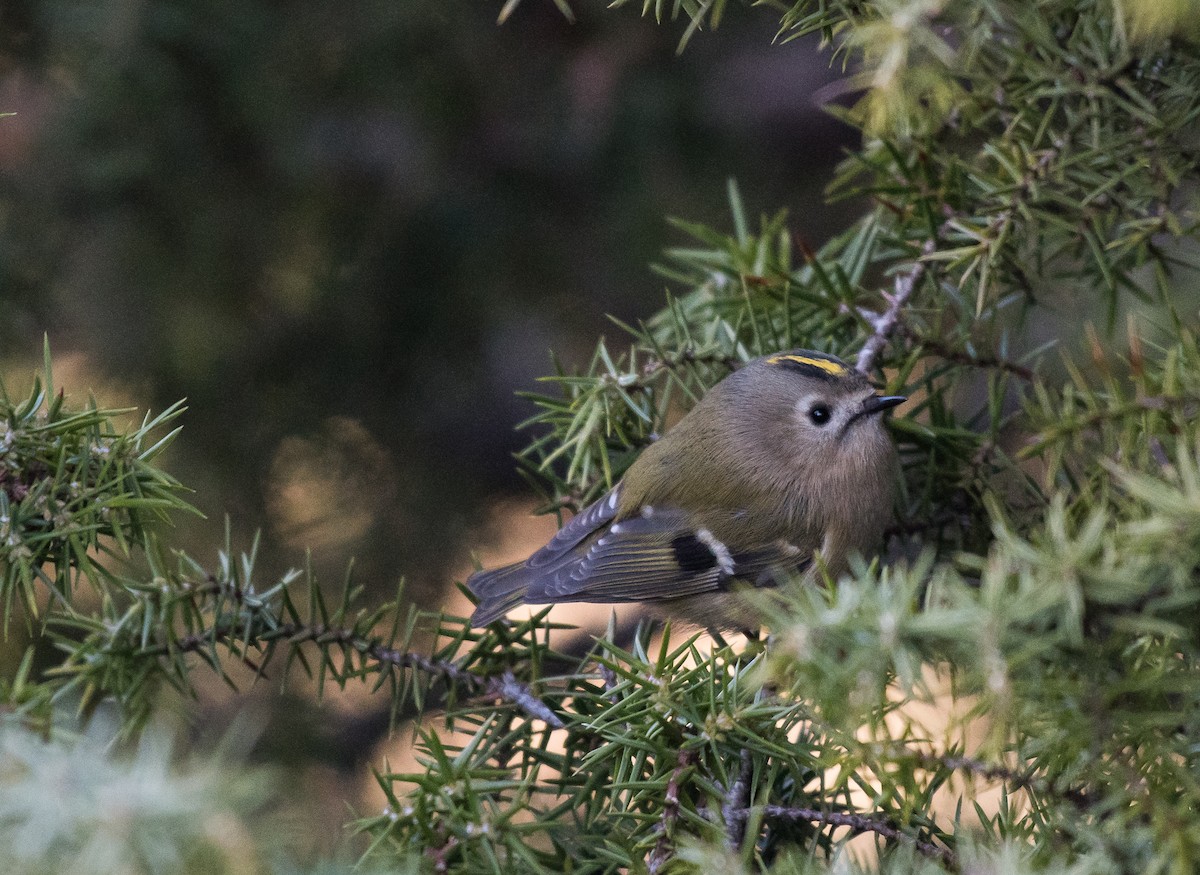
[862,394,906,416]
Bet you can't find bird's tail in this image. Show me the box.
[467,562,533,626]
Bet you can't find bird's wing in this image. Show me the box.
[468,489,811,624]
[525,487,622,568]
[467,487,622,624]
[524,504,811,605]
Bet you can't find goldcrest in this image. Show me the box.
[468,350,904,629]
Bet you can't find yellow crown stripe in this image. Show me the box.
[766,354,847,376]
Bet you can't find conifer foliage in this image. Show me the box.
[4,1,1200,872]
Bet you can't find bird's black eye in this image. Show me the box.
[808,404,832,426]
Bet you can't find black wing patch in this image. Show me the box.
[672,534,717,574]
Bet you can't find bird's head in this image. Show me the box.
[723,350,905,473]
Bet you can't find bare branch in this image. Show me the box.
[648,748,697,874]
[913,752,1095,811]
[855,239,937,375]
[915,337,1037,382]
[758,805,955,867]
[722,748,754,855]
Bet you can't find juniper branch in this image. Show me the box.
[722,748,754,855]
[601,347,743,395]
[1022,392,1200,459]
[756,806,956,867]
[917,752,1027,785]
[910,752,1096,812]
[648,748,697,874]
[914,338,1037,382]
[167,619,565,728]
[855,240,936,375]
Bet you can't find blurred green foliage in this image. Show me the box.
[0,718,416,875]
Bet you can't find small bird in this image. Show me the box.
[468,350,904,629]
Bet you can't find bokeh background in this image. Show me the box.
[0,0,857,855]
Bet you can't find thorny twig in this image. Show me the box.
[167,617,565,728]
[722,748,754,855]
[639,347,742,380]
[756,806,955,867]
[922,753,1029,786]
[915,337,1037,382]
[144,571,568,728]
[855,239,937,375]
[1022,392,1200,458]
[648,748,698,874]
[913,751,1095,811]
[593,347,742,396]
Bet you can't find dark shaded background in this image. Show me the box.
[0,0,856,846]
